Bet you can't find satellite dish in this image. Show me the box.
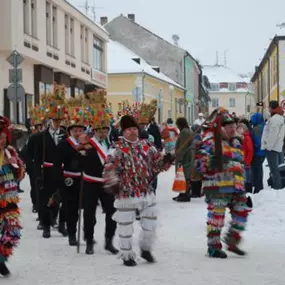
[172,34,180,46]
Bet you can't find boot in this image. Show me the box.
[0,262,10,277]
[175,193,191,202]
[207,248,227,259]
[85,240,94,255]
[58,222,68,237]
[172,193,184,201]
[68,235,78,246]
[123,258,137,267]
[135,209,140,221]
[246,196,253,208]
[141,250,155,263]
[227,245,246,256]
[105,238,119,254]
[43,227,51,238]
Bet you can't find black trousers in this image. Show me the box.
[251,156,265,193]
[39,182,56,229]
[83,181,116,242]
[64,179,80,236]
[29,172,37,207]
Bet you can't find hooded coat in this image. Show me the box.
[250,113,265,157]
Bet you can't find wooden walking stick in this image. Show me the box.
[77,171,84,254]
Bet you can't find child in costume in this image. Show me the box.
[195,107,251,258]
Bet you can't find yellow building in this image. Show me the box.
[251,36,285,110]
[107,40,185,124]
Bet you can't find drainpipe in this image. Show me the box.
[276,40,280,103]
[142,72,145,102]
[267,57,270,106]
[183,54,187,119]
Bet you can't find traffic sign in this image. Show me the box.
[7,50,24,68]
[9,69,22,83]
[7,84,25,102]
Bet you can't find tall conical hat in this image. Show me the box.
[41,84,68,120]
[29,104,46,126]
[136,100,157,124]
[85,89,111,129]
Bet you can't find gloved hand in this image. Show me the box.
[48,189,61,207]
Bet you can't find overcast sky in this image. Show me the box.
[70,0,285,74]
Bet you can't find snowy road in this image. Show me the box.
[2,167,285,285]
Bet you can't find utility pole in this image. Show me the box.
[224,49,228,67]
[216,51,219,65]
[77,0,103,22]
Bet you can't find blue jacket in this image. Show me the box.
[250,113,265,157]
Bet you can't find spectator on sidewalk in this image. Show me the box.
[261,101,285,190]
[237,121,254,193]
[250,113,266,193]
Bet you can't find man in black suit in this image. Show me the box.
[34,118,66,238]
[78,122,118,255]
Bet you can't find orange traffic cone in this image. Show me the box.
[172,166,186,193]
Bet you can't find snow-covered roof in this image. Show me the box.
[202,65,251,93]
[107,40,184,90]
[203,65,247,84]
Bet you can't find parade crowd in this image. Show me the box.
[0,84,284,277]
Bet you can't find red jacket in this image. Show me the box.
[242,131,254,166]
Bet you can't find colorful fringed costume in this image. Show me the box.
[0,146,24,262]
[195,107,251,256]
[103,136,167,261]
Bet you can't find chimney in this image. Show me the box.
[100,17,108,26]
[128,14,135,21]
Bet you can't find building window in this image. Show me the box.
[80,25,84,61]
[65,14,69,54]
[210,83,219,91]
[93,37,103,71]
[212,98,219,107]
[52,6,57,48]
[229,98,236,107]
[23,0,29,34]
[70,18,74,56]
[31,0,37,37]
[228,83,236,91]
[46,2,51,45]
[85,28,89,63]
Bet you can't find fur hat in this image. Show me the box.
[120,115,139,132]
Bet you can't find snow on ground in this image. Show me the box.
[2,166,285,285]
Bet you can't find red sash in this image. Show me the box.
[89,137,107,162]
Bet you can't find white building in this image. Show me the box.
[203,65,255,117]
[0,0,109,123]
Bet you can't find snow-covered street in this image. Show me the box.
[2,166,285,285]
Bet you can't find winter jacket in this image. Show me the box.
[250,112,265,157]
[261,114,285,153]
[242,131,254,166]
[195,131,245,196]
[148,122,162,150]
[175,127,194,179]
